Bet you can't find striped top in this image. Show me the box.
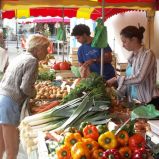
[118,46,159,104]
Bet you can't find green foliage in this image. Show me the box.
[38,70,55,81]
[71,66,81,78]
[61,73,110,104]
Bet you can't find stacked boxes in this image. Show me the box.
[69,47,79,66]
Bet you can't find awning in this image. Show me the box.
[2,8,132,20]
[1,0,155,10]
[98,0,154,2]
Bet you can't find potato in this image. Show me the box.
[56,94,63,98]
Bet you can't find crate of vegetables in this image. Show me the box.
[34,81,68,100]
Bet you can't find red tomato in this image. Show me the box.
[52,62,61,70]
[59,61,71,70]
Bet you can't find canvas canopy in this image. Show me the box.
[1,0,155,11]
[2,8,131,20]
[1,0,156,20]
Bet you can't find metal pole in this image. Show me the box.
[0,10,3,28]
[15,9,19,49]
[100,0,105,76]
[62,7,65,62]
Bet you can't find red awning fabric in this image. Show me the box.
[2,7,133,20]
[30,8,78,18]
[2,10,15,19]
[98,0,154,2]
[90,8,130,20]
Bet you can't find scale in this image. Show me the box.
[146,131,159,155]
[146,120,159,157]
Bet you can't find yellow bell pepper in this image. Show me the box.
[71,141,91,159]
[98,131,117,150]
[64,132,82,148]
[82,138,99,153]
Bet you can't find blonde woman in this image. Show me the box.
[0,34,51,159]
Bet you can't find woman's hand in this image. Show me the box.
[106,77,117,87]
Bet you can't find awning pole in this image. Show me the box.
[0,10,2,28]
[62,7,65,62]
[100,0,105,76]
[15,9,19,50]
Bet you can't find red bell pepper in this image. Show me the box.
[103,149,121,159]
[128,133,146,151]
[132,148,148,159]
[83,124,99,141]
[119,146,132,159]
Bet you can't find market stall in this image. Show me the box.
[19,69,159,159]
[12,50,158,159]
[1,1,159,159]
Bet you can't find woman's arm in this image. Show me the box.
[20,59,38,97]
[124,50,155,85]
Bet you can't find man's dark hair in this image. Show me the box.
[71,24,91,36]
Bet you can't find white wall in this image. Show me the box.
[105,11,159,80]
[105,11,147,63]
[154,11,159,80]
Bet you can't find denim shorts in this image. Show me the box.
[0,95,20,126]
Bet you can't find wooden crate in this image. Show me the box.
[69,48,79,66]
[111,52,117,69]
[56,70,76,78]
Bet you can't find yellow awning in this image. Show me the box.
[1,0,154,11]
[77,8,94,19]
[16,9,30,18]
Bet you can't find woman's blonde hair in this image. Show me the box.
[26,34,50,53]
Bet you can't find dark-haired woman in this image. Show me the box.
[107,25,159,109]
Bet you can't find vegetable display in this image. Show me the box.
[36,120,148,159]
[19,69,151,159]
[61,73,110,104]
[20,92,110,154]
